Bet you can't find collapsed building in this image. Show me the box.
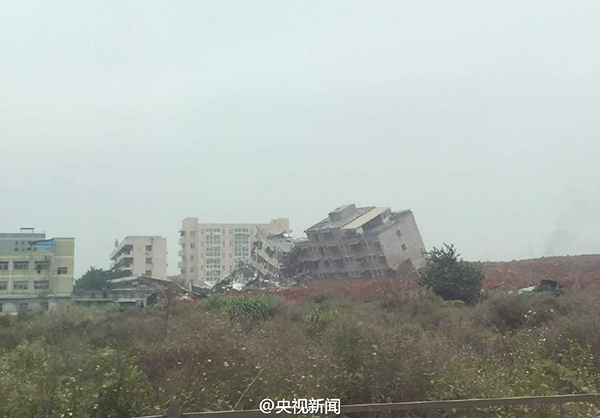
[203,203,427,292]
[250,233,306,280]
[73,275,191,307]
[297,204,427,279]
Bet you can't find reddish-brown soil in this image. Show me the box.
[275,255,600,303]
[476,254,600,290]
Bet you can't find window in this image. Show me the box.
[0,261,8,270]
[190,231,196,237]
[0,282,7,290]
[146,270,152,276]
[0,303,2,312]
[14,261,29,270]
[41,302,49,311]
[19,302,28,311]
[34,261,49,270]
[206,270,221,280]
[146,258,152,264]
[206,258,221,269]
[396,230,402,237]
[401,244,407,251]
[189,267,194,273]
[206,246,221,257]
[146,245,152,252]
[34,280,50,290]
[191,255,195,260]
[190,243,195,249]
[57,267,68,274]
[13,281,29,290]
[206,235,221,245]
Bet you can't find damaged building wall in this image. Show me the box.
[298,204,427,279]
[250,233,306,280]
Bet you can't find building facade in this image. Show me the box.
[110,236,168,278]
[178,218,289,286]
[298,204,427,279]
[0,228,74,313]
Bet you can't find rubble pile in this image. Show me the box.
[209,261,304,294]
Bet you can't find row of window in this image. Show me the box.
[0,280,50,291]
[0,301,49,313]
[0,261,67,274]
[182,228,252,237]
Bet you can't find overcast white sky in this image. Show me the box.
[2,0,600,277]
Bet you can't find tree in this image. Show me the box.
[418,243,484,305]
[74,267,121,291]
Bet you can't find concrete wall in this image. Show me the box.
[379,212,427,272]
[0,296,72,314]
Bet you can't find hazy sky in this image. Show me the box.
[2,0,600,277]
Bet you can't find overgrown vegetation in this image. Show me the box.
[2,287,600,417]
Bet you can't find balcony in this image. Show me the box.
[110,244,133,260]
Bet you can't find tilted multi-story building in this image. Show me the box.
[298,204,426,279]
[178,218,289,286]
[110,236,167,278]
[0,228,74,313]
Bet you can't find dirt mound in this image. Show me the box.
[476,254,600,290]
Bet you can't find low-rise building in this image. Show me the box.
[74,275,188,308]
[178,218,289,286]
[110,236,168,278]
[298,204,427,279]
[0,228,74,313]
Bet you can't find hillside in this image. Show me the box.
[476,254,600,290]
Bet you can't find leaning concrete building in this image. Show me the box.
[298,204,426,279]
[0,228,74,313]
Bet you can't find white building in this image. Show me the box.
[110,236,168,278]
[178,218,289,286]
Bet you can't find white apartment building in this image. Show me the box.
[110,236,167,278]
[0,228,74,313]
[178,218,289,286]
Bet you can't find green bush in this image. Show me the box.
[418,243,484,305]
[199,294,281,323]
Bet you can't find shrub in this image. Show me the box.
[199,294,281,323]
[379,290,444,328]
[305,307,341,336]
[418,243,484,305]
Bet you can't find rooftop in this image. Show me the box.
[306,206,374,231]
[341,207,389,230]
